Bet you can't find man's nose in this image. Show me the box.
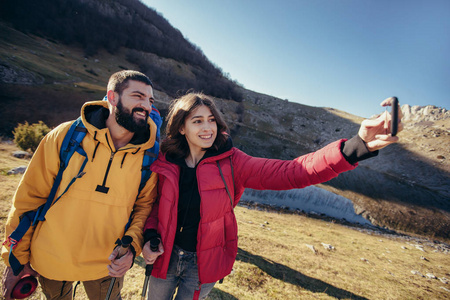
[141,98,152,111]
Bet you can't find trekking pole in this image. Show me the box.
[140,237,160,300]
[105,235,133,300]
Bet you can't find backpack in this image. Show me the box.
[5,106,162,276]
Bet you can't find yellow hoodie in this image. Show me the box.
[2,101,157,281]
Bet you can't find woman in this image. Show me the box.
[142,93,401,300]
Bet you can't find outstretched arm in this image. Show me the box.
[232,97,403,193]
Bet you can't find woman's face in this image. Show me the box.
[180,105,218,154]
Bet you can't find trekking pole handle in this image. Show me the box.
[146,237,160,274]
[105,235,133,300]
[140,237,160,300]
[116,235,133,258]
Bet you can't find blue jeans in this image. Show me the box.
[147,245,216,300]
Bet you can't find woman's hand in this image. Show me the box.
[142,240,164,265]
[358,97,403,152]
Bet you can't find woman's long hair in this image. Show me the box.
[161,93,229,158]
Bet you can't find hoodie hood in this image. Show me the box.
[81,100,157,152]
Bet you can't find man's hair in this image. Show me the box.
[107,70,153,95]
[161,92,229,158]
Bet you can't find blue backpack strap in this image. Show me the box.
[34,117,88,223]
[139,141,159,194]
[150,105,162,142]
[5,211,36,275]
[140,105,161,195]
[6,117,88,275]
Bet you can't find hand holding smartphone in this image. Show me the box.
[359,96,401,151]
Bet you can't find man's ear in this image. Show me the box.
[107,90,118,106]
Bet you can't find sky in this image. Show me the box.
[142,0,449,118]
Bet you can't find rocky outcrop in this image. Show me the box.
[0,61,44,85]
[7,166,27,175]
[401,104,449,122]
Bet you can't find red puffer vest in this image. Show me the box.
[145,139,356,284]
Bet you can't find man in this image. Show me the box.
[2,70,158,299]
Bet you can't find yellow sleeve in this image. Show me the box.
[125,171,158,256]
[1,123,70,265]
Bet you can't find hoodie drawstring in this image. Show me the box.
[92,140,100,162]
[120,153,128,168]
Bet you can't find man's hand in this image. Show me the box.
[359,97,403,152]
[107,248,134,278]
[142,240,164,265]
[2,263,39,300]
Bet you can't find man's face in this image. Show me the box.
[114,80,154,133]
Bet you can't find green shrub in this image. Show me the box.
[13,121,51,152]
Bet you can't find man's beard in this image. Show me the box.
[115,98,149,133]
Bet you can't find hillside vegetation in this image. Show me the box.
[1,141,449,299]
[0,1,449,241]
[0,0,243,101]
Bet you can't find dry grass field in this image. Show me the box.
[1,140,449,299]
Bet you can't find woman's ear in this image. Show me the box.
[179,126,185,135]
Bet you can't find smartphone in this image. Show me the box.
[390,97,398,136]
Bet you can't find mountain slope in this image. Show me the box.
[0,0,243,101]
[212,88,450,240]
[0,6,448,242]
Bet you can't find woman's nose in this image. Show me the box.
[202,122,213,130]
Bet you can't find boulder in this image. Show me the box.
[7,166,27,175]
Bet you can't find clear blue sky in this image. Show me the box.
[143,0,449,118]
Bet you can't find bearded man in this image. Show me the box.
[2,70,159,300]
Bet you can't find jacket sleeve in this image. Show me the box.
[1,123,70,266]
[143,198,160,244]
[143,196,159,233]
[124,171,158,256]
[143,172,164,240]
[232,139,357,191]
